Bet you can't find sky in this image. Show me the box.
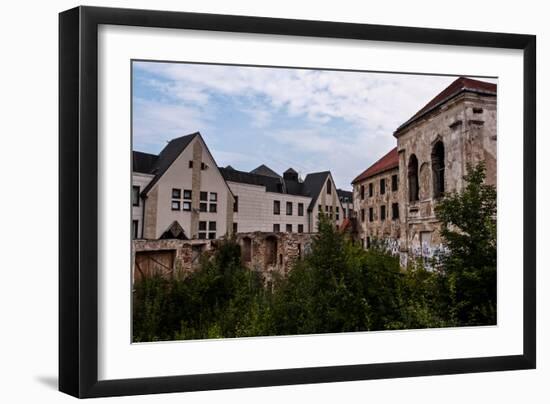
[132,61,491,191]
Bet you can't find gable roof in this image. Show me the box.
[302,171,331,211]
[132,151,158,174]
[352,147,399,184]
[337,189,353,202]
[394,77,497,136]
[139,133,199,196]
[250,164,281,178]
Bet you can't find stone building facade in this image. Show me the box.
[352,77,497,263]
[352,148,402,251]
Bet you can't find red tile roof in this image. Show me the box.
[352,147,398,184]
[394,76,497,136]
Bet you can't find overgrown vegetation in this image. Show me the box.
[133,163,496,342]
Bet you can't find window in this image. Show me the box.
[242,237,252,262]
[432,141,445,198]
[233,196,239,212]
[199,203,207,212]
[286,201,293,215]
[336,213,339,221]
[201,162,207,170]
[171,201,180,211]
[286,224,292,232]
[209,221,216,231]
[208,232,216,239]
[391,175,398,192]
[369,207,374,222]
[380,178,386,195]
[273,200,280,215]
[361,208,365,222]
[318,204,322,213]
[210,192,217,201]
[199,221,207,231]
[183,189,192,199]
[182,201,191,211]
[327,180,332,194]
[298,224,304,233]
[408,154,420,202]
[273,224,280,232]
[132,220,139,239]
[209,203,217,213]
[172,188,181,199]
[380,205,386,221]
[366,237,371,249]
[200,191,208,201]
[198,232,207,239]
[233,222,238,234]
[132,186,140,206]
[266,236,277,265]
[392,203,399,220]
[360,185,365,200]
[188,161,193,168]
[369,183,373,197]
[298,203,304,216]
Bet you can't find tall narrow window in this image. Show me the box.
[408,154,419,202]
[233,196,239,212]
[368,183,373,197]
[273,200,280,215]
[392,202,399,220]
[380,178,386,195]
[298,203,304,216]
[369,207,374,222]
[286,201,293,215]
[380,205,386,221]
[132,220,139,239]
[361,208,365,222]
[391,174,398,191]
[132,186,140,206]
[432,141,445,198]
[326,180,332,194]
[242,237,252,262]
[360,185,365,200]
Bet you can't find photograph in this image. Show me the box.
[130,60,498,343]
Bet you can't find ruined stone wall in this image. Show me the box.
[132,232,314,283]
[235,232,313,281]
[395,92,497,260]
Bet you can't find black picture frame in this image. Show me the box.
[59,6,536,398]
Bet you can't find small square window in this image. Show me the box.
[171,201,180,211]
[182,201,191,211]
[199,221,207,231]
[201,162,208,170]
[209,221,216,231]
[209,203,217,213]
[200,191,208,201]
[298,224,304,233]
[183,189,192,199]
[198,232,207,239]
[188,161,193,168]
[273,224,280,232]
[286,224,292,232]
[208,232,216,239]
[172,188,181,199]
[199,203,207,212]
[210,192,217,202]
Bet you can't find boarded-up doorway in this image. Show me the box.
[134,250,176,282]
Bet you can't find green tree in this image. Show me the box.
[435,162,497,326]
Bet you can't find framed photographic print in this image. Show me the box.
[59,6,536,398]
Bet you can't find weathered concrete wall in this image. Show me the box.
[395,92,497,259]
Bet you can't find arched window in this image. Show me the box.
[265,236,277,265]
[242,237,252,263]
[432,141,445,198]
[408,154,419,202]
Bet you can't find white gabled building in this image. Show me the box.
[132,132,350,240]
[132,132,235,240]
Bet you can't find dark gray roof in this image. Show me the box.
[337,189,353,203]
[132,151,158,174]
[250,164,281,178]
[302,171,331,211]
[220,167,284,193]
[139,133,199,196]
